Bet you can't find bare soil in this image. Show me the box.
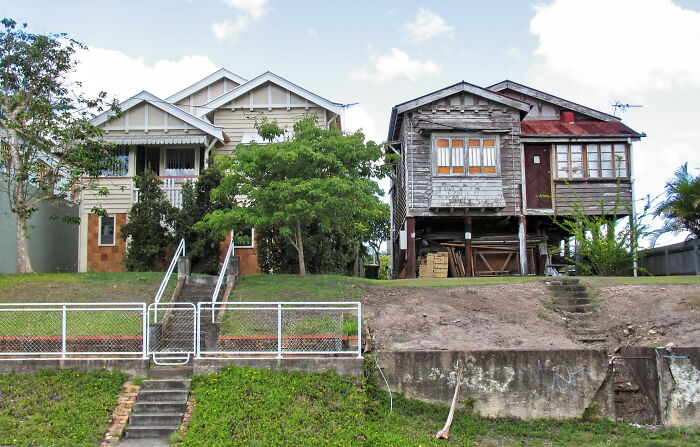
[362,281,700,351]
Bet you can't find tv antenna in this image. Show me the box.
[612,100,643,117]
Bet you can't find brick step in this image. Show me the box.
[123,426,179,439]
[129,413,184,426]
[137,390,188,402]
[148,366,193,379]
[557,303,595,313]
[133,401,187,413]
[140,379,191,391]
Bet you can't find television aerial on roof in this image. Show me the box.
[611,100,643,117]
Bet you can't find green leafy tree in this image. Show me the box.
[361,202,390,265]
[120,168,176,271]
[0,18,120,273]
[654,163,700,240]
[174,162,226,274]
[199,116,389,277]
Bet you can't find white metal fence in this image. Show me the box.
[0,302,362,360]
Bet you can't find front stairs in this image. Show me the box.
[544,278,609,346]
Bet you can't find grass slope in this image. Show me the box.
[179,366,700,447]
[0,369,127,447]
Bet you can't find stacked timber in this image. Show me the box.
[418,252,448,278]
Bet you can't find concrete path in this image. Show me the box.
[118,439,170,447]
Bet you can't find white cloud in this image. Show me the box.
[222,0,269,20]
[212,16,250,42]
[71,46,218,100]
[403,7,454,43]
[527,0,700,244]
[349,48,441,84]
[213,0,269,41]
[306,27,317,39]
[343,105,381,143]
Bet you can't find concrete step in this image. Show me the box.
[123,426,178,439]
[148,366,194,379]
[557,303,595,313]
[137,390,188,402]
[576,337,608,343]
[552,291,590,299]
[133,401,187,413]
[548,284,586,292]
[129,413,184,426]
[185,276,220,285]
[556,297,592,305]
[140,379,191,391]
[571,328,605,336]
[544,278,579,286]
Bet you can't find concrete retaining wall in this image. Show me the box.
[193,357,363,376]
[375,350,613,420]
[620,346,700,427]
[0,358,149,377]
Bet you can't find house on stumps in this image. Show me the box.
[387,80,644,278]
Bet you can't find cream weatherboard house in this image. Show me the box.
[79,69,343,273]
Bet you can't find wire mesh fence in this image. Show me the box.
[198,302,361,358]
[148,303,196,358]
[0,303,147,359]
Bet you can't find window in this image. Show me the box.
[433,136,497,176]
[467,138,497,174]
[556,143,628,179]
[102,147,129,177]
[165,148,195,176]
[435,138,464,175]
[99,215,115,246]
[232,227,254,248]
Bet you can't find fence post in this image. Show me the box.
[61,305,67,359]
[277,304,282,359]
[357,303,362,358]
[142,304,148,359]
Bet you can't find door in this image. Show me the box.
[524,145,552,209]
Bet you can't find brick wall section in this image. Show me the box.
[87,213,126,272]
[220,232,262,275]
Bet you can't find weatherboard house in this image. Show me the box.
[80,69,343,273]
[387,81,644,278]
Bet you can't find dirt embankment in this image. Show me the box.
[362,281,700,351]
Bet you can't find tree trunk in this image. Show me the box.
[294,220,306,277]
[16,213,34,274]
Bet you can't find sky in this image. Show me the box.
[4,0,700,246]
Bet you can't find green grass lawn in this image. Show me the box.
[178,365,700,447]
[0,369,127,447]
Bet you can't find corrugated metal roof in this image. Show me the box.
[100,135,208,145]
[521,120,643,137]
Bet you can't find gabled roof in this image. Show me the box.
[165,68,248,104]
[487,80,619,122]
[388,81,531,141]
[91,91,226,142]
[198,71,344,117]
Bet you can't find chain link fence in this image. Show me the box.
[0,303,146,359]
[198,302,361,358]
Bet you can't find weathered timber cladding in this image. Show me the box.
[400,92,523,218]
[554,181,632,215]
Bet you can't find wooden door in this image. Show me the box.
[524,145,552,209]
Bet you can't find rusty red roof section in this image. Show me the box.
[521,120,644,137]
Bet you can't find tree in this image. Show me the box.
[174,162,226,274]
[361,202,390,265]
[654,163,700,240]
[199,115,389,277]
[120,168,176,271]
[0,19,119,273]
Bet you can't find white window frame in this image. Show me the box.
[98,215,116,246]
[232,228,255,248]
[555,142,629,180]
[164,146,199,177]
[431,134,500,177]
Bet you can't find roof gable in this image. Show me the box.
[487,80,619,122]
[91,91,225,141]
[198,71,343,117]
[165,68,247,105]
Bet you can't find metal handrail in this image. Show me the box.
[211,235,235,306]
[154,238,186,320]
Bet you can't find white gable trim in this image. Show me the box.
[91,91,225,141]
[165,68,248,104]
[487,80,619,122]
[395,82,531,115]
[199,71,343,117]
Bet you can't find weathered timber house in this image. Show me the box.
[79,69,342,273]
[387,80,644,278]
